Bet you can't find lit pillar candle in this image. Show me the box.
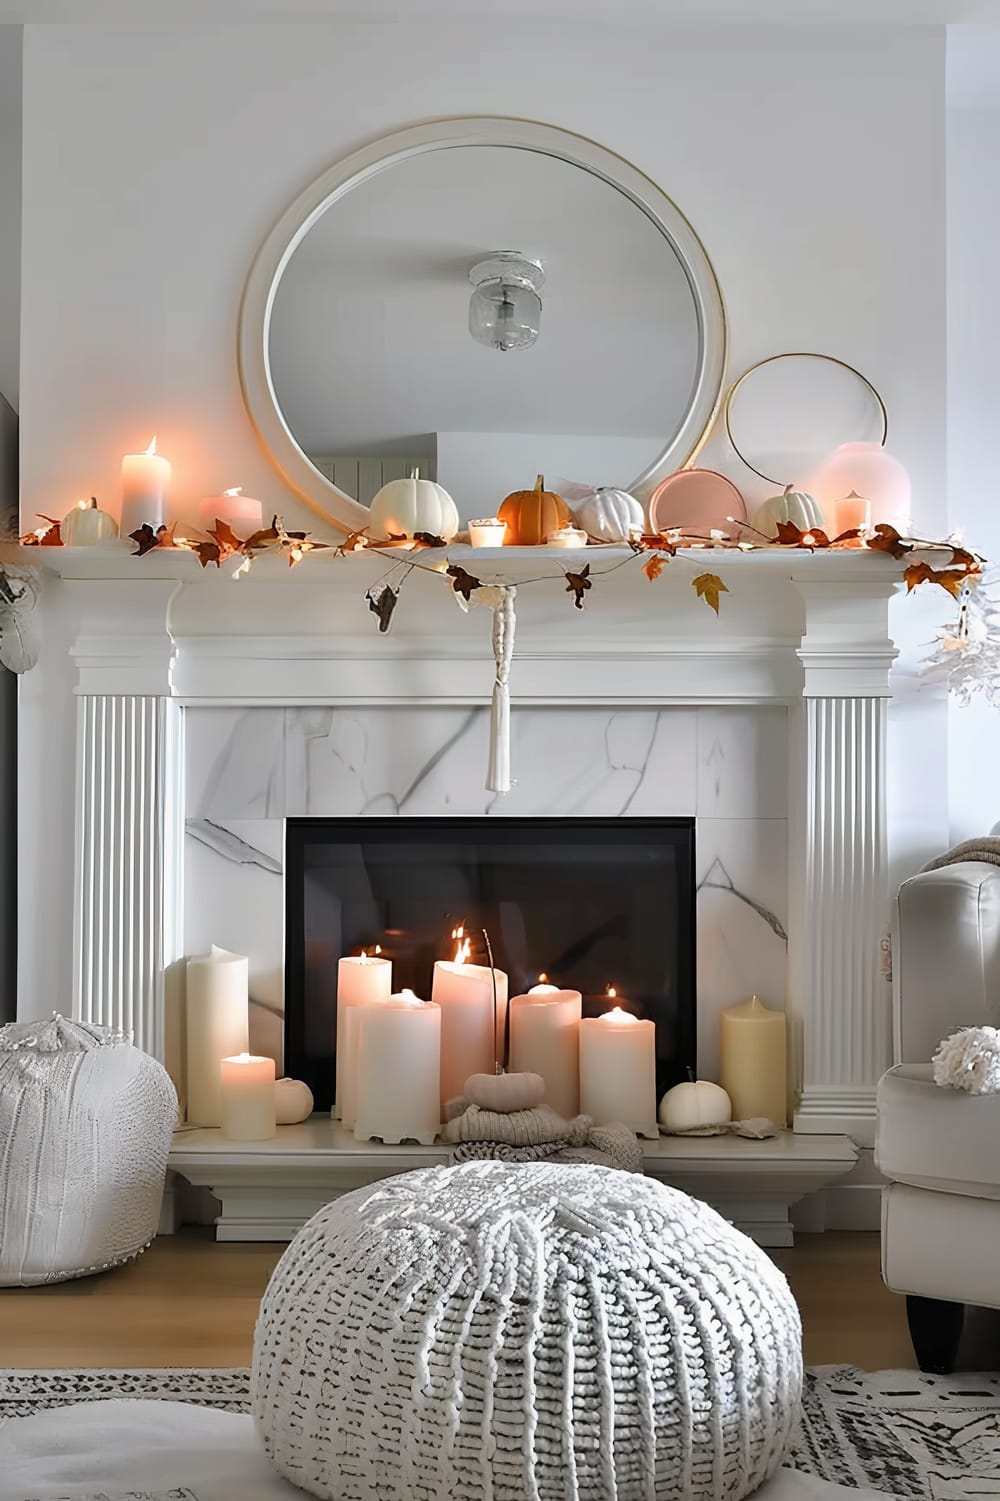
[354,990,441,1145]
[719,994,788,1125]
[334,950,392,1120]
[120,436,170,535]
[197,486,264,533]
[220,1052,276,1140]
[185,945,249,1127]
[834,491,872,545]
[509,980,582,1119]
[579,995,658,1138]
[431,928,508,1107]
[468,518,507,548]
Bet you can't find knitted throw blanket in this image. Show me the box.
[922,836,1000,873]
[444,1103,644,1173]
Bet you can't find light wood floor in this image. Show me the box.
[0,1229,922,1371]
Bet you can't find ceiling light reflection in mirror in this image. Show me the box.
[267,144,701,522]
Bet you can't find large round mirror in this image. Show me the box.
[240,119,727,533]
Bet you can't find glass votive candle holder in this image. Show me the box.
[468,518,507,548]
[545,526,588,549]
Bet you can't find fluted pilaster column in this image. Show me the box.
[788,574,898,1146]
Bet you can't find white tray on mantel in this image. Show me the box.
[167,1119,857,1249]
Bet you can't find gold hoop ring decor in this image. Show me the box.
[724,351,888,488]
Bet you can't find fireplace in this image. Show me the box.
[284,816,697,1112]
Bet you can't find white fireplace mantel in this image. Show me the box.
[30,542,908,1153]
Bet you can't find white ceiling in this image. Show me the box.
[268,144,699,457]
[6,3,1000,21]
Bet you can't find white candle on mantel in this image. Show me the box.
[197,486,264,533]
[120,436,170,535]
[354,990,441,1145]
[334,950,392,1120]
[220,1052,276,1141]
[579,991,658,1139]
[509,977,582,1119]
[185,945,249,1127]
[431,928,508,1108]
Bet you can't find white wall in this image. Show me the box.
[15,21,949,1012]
[435,432,664,521]
[946,99,1000,841]
[0,24,21,411]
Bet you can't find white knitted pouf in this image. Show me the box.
[0,1015,177,1285]
[253,1161,802,1501]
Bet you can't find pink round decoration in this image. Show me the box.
[802,442,911,531]
[647,469,747,539]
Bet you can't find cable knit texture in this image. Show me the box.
[253,1161,802,1500]
[0,1015,177,1286]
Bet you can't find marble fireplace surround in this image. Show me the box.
[56,544,901,1157]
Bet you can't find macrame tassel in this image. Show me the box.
[487,586,516,794]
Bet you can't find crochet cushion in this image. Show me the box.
[0,1015,177,1285]
[253,1161,802,1500]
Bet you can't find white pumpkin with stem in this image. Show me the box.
[369,468,459,542]
[60,497,119,547]
[751,484,825,539]
[658,1072,732,1134]
[574,486,645,543]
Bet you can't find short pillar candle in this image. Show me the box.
[220,1052,276,1141]
[431,936,508,1108]
[354,990,441,1146]
[335,952,392,1119]
[579,1002,658,1138]
[719,995,788,1125]
[509,984,582,1119]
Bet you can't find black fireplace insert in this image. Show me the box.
[284,816,696,1111]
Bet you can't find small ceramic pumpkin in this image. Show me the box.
[274,1077,314,1125]
[574,487,644,543]
[498,474,572,546]
[60,497,119,547]
[658,1078,732,1134]
[752,484,824,539]
[369,468,459,542]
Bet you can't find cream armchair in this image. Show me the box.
[876,861,1000,1372]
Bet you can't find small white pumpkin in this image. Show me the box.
[61,497,119,547]
[574,487,644,543]
[752,484,825,539]
[274,1077,314,1125]
[369,468,459,542]
[658,1077,732,1134]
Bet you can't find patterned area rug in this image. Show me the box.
[1,1365,999,1497]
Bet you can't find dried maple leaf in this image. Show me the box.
[638,532,678,555]
[774,521,830,548]
[829,528,863,546]
[565,564,592,609]
[129,523,161,557]
[692,572,728,613]
[335,527,370,557]
[949,545,980,575]
[446,564,482,601]
[367,584,398,633]
[643,554,667,582]
[905,561,968,598]
[868,524,912,560]
[412,531,448,549]
[243,518,281,552]
[19,517,62,546]
[207,519,245,556]
[192,541,222,569]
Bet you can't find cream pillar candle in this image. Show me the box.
[120,437,171,535]
[719,995,788,1125]
[509,986,582,1119]
[197,486,263,532]
[334,950,392,1119]
[468,518,507,547]
[354,990,441,1145]
[579,1002,658,1138]
[834,491,872,546]
[431,930,508,1106]
[185,945,249,1126]
[220,1052,276,1140]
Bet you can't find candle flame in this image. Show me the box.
[223,486,243,497]
[374,943,382,955]
[538,972,548,984]
[606,985,617,999]
[145,437,157,456]
[604,1006,638,1025]
[360,949,367,960]
[235,1051,252,1062]
[451,925,471,965]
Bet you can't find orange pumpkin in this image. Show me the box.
[498,474,572,547]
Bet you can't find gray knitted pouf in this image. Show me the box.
[253,1161,802,1500]
[0,1015,177,1285]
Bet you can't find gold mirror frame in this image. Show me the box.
[238,116,728,533]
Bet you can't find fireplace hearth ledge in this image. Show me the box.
[166,1120,858,1249]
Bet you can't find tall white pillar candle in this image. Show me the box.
[354,990,441,1146]
[579,1004,659,1139]
[185,945,249,1126]
[335,952,392,1119]
[431,942,508,1107]
[220,1052,276,1140]
[509,986,582,1119]
[120,437,171,535]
